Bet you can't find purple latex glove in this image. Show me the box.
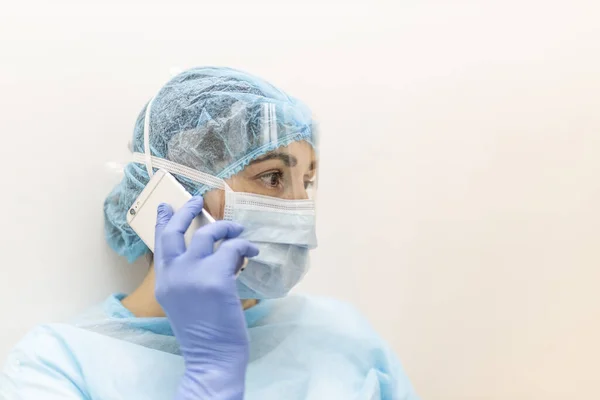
[154,196,259,400]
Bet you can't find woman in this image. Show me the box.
[1,67,419,399]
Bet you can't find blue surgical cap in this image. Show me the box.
[104,67,316,262]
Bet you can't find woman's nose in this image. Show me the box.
[283,178,309,200]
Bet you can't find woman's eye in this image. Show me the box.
[260,172,283,188]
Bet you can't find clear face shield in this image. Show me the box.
[133,98,319,299]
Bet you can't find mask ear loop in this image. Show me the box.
[143,97,156,178]
[222,181,236,221]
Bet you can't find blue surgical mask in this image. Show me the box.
[222,191,317,299]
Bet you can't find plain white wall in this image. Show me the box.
[1,1,599,399]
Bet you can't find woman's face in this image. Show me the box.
[204,141,317,219]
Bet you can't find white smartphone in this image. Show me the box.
[127,169,215,252]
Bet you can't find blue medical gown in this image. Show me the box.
[1,294,419,399]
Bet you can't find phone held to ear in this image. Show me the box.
[126,169,215,252]
[127,169,248,273]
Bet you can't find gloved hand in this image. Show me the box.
[154,196,259,400]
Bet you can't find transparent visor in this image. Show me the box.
[133,99,318,219]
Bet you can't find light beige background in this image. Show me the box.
[1,1,599,399]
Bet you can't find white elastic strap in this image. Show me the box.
[261,103,278,144]
[143,97,156,178]
[133,152,226,190]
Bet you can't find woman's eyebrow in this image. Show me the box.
[250,153,298,167]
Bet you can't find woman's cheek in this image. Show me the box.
[203,189,225,220]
